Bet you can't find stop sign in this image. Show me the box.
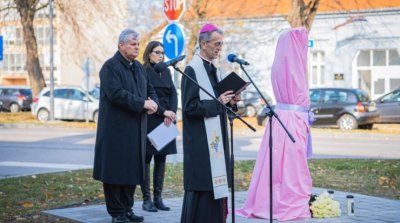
[164,0,185,21]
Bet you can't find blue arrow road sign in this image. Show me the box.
[0,36,3,61]
[163,23,185,59]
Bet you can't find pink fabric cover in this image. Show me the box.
[199,23,218,33]
[236,27,312,221]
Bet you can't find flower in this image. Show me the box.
[310,191,341,218]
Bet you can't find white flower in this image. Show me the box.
[310,191,341,218]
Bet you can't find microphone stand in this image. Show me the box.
[239,64,295,223]
[173,65,256,223]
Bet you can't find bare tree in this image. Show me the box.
[181,0,210,61]
[285,0,320,31]
[0,0,48,97]
[1,0,126,96]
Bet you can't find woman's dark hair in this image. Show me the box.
[143,41,164,68]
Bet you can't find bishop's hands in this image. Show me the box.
[144,97,158,115]
[218,90,235,104]
[163,110,176,127]
[229,94,241,106]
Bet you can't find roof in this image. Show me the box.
[183,0,400,20]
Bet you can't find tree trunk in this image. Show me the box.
[14,0,46,97]
[285,0,320,31]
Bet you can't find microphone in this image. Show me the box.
[154,55,186,73]
[227,54,250,65]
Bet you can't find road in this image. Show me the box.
[0,126,399,178]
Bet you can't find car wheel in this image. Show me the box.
[245,105,257,117]
[93,111,99,123]
[10,103,20,113]
[359,123,373,130]
[37,108,50,122]
[338,114,358,130]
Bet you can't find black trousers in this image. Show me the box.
[145,154,166,164]
[103,183,136,217]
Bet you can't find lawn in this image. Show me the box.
[0,159,398,222]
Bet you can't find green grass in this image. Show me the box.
[0,159,399,222]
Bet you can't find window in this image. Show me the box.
[390,79,400,91]
[312,66,317,85]
[389,50,400,65]
[309,90,321,103]
[357,50,370,66]
[15,28,23,45]
[358,49,400,67]
[355,90,370,102]
[1,53,27,73]
[310,51,325,86]
[374,79,385,94]
[54,89,69,99]
[322,90,357,104]
[373,50,386,66]
[20,89,32,96]
[4,89,19,96]
[69,89,86,101]
[381,90,400,103]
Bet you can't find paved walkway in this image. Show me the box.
[44,188,400,223]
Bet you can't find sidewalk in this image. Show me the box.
[44,188,400,223]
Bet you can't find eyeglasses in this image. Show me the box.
[152,50,164,55]
[207,40,224,47]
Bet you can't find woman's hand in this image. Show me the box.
[164,117,173,126]
[163,110,176,122]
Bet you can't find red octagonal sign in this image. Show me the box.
[164,0,185,21]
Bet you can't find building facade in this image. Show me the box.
[0,0,127,88]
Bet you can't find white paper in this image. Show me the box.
[147,122,179,151]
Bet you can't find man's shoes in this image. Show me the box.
[142,200,158,212]
[126,211,144,222]
[112,215,130,223]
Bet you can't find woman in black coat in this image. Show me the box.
[141,41,178,212]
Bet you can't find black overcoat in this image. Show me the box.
[181,59,233,191]
[93,51,158,185]
[145,63,178,155]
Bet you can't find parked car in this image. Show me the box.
[0,86,32,112]
[257,88,379,130]
[374,88,400,123]
[31,86,99,122]
[88,85,100,100]
[237,91,272,117]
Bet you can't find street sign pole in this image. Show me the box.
[49,0,55,121]
[85,59,90,123]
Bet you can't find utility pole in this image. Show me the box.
[49,0,55,121]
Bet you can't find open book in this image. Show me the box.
[147,122,179,151]
[214,72,250,95]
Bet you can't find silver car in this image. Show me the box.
[31,86,99,122]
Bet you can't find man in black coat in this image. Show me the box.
[180,23,241,223]
[93,29,158,223]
